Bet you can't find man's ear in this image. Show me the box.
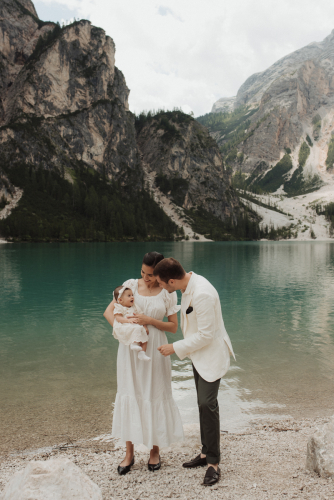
[168,279,175,286]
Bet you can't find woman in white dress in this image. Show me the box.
[103,251,184,474]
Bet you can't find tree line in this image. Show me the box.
[0,163,177,242]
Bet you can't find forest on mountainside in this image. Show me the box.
[196,106,259,162]
[0,163,178,242]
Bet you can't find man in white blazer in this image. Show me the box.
[155,257,235,487]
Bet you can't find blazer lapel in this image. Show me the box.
[181,272,196,334]
[181,294,192,333]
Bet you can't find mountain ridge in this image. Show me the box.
[0,0,254,242]
[206,29,334,187]
[204,29,334,238]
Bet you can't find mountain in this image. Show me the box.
[136,110,239,221]
[0,0,177,241]
[135,110,263,241]
[235,32,334,108]
[211,97,236,113]
[0,0,255,242]
[201,30,334,199]
[0,1,138,186]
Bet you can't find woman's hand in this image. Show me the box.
[126,317,138,324]
[130,313,151,326]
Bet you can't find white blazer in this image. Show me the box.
[173,272,235,383]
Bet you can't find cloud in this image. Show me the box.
[34,0,78,24]
[157,5,183,22]
[35,0,334,116]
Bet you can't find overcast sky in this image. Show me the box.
[34,0,334,116]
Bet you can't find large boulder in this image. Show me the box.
[0,457,102,500]
[306,417,334,477]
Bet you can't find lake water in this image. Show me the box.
[1,241,334,455]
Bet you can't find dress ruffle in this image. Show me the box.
[166,304,181,316]
[112,393,184,449]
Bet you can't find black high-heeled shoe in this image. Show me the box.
[148,455,161,471]
[117,457,134,475]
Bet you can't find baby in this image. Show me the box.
[113,285,150,361]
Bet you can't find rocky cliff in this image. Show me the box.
[207,30,334,196]
[211,97,236,114]
[0,0,139,186]
[136,110,240,222]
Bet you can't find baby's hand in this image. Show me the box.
[127,318,138,324]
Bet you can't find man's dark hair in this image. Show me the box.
[142,251,164,268]
[153,257,185,283]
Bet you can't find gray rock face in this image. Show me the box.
[212,30,334,112]
[306,417,334,478]
[137,113,240,221]
[0,457,102,499]
[0,1,140,185]
[0,0,53,107]
[236,30,334,108]
[240,52,334,174]
[210,29,334,181]
[211,97,236,114]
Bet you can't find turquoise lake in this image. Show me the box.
[1,241,334,454]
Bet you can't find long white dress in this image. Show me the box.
[111,279,184,449]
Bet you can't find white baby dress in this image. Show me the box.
[113,302,148,345]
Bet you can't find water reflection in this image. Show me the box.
[170,242,334,427]
[1,242,334,453]
[0,247,21,299]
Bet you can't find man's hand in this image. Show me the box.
[158,344,175,357]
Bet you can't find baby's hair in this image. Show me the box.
[113,286,130,301]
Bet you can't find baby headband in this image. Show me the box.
[113,285,130,301]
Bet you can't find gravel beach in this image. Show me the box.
[1,417,333,499]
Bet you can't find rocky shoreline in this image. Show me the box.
[1,417,333,499]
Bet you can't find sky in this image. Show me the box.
[33,0,334,117]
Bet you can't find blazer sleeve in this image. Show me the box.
[173,292,215,360]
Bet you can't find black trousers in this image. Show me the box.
[193,364,221,464]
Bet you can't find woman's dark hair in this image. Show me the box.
[142,251,164,269]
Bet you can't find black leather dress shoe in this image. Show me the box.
[203,466,220,486]
[117,457,134,475]
[148,455,161,471]
[182,454,207,468]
